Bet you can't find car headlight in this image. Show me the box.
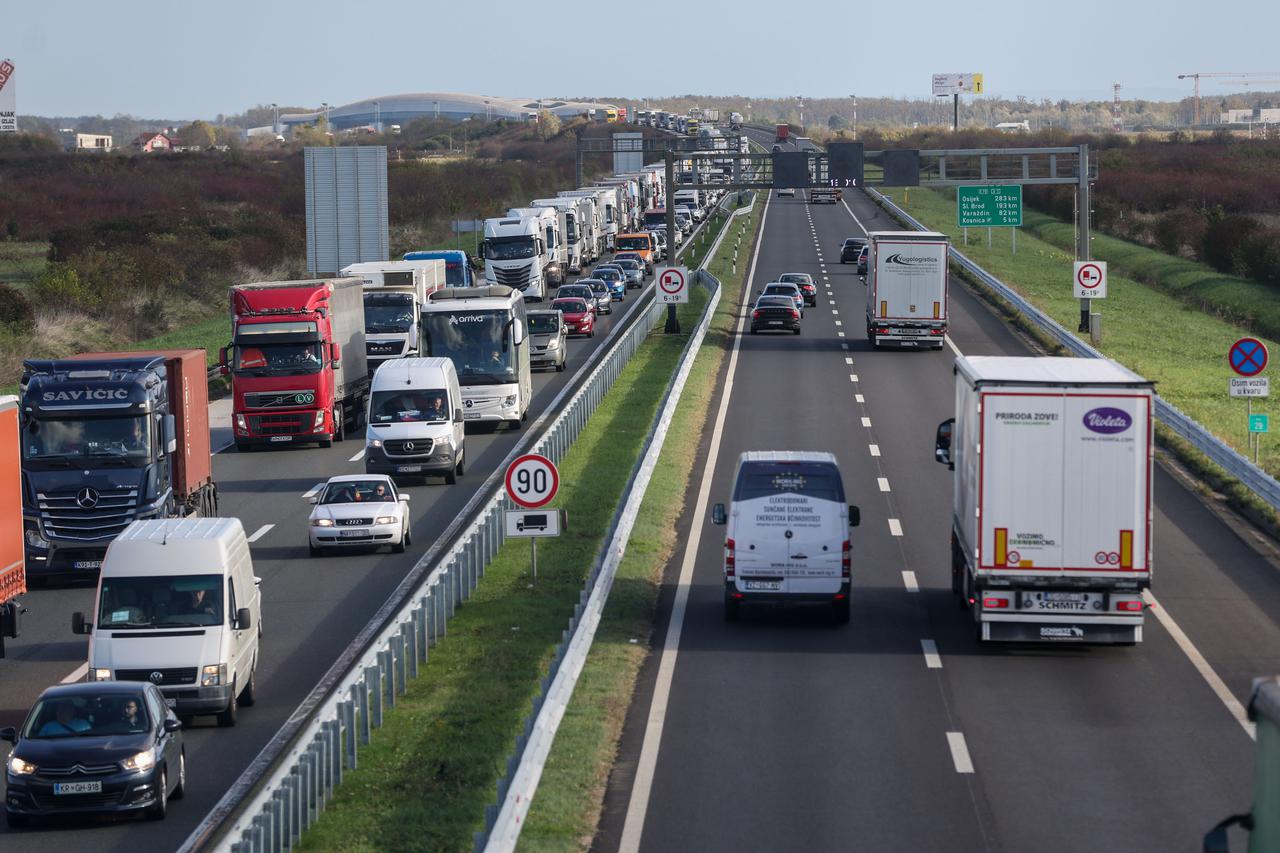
[369,439,383,448]
[312,518,335,527]
[121,750,156,773]
[7,755,36,776]
[202,663,227,687]
[24,528,48,549]
[546,339,560,350]
[92,668,112,681]
[503,395,517,407]
[375,515,397,525]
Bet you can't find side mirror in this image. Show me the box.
[0,726,16,744]
[218,346,229,368]
[935,418,955,470]
[163,414,176,455]
[512,319,525,345]
[454,408,464,422]
[849,505,861,527]
[235,607,252,630]
[712,503,727,525]
[399,494,411,502]
[72,611,90,635]
[163,718,183,733]
[330,343,341,362]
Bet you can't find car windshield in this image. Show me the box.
[764,285,799,296]
[364,293,415,334]
[97,574,224,630]
[233,342,324,376]
[779,275,810,285]
[370,389,447,424]
[590,281,607,294]
[528,314,560,334]
[559,286,593,300]
[554,300,588,315]
[23,415,150,466]
[23,693,152,739]
[484,237,536,260]
[614,259,639,270]
[321,480,396,503]
[421,310,517,385]
[757,297,794,309]
[733,461,845,502]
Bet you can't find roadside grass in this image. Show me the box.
[296,286,711,852]
[130,315,227,364]
[518,196,763,850]
[0,241,48,287]
[892,187,1280,476]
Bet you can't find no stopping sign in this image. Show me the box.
[657,265,689,304]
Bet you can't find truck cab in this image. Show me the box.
[402,249,475,288]
[483,216,548,301]
[508,206,565,286]
[341,260,446,375]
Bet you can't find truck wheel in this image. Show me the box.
[333,406,345,442]
[216,689,238,727]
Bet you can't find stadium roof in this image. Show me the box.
[280,92,619,129]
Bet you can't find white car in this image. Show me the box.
[308,474,411,556]
[777,187,796,198]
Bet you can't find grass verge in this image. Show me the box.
[516,196,764,850]
[295,270,716,853]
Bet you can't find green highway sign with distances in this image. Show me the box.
[957,184,1023,227]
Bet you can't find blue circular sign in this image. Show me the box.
[1229,338,1269,377]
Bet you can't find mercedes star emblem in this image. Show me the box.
[465,399,473,408]
[76,487,100,509]
[404,441,415,451]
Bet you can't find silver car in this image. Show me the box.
[585,278,613,314]
[528,309,567,371]
[610,258,644,288]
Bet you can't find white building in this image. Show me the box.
[72,132,112,152]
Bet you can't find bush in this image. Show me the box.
[1240,229,1280,286]
[1153,208,1207,257]
[1201,215,1261,275]
[30,263,96,310]
[0,284,35,332]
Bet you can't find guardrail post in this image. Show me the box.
[369,663,383,729]
[285,769,300,846]
[380,647,396,709]
[327,718,343,788]
[427,586,439,646]
[406,614,420,678]
[271,788,288,853]
[342,692,359,767]
[300,755,313,830]
[394,631,407,696]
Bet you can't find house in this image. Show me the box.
[70,133,113,152]
[131,131,173,153]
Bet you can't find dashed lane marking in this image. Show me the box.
[248,524,275,543]
[921,639,942,669]
[878,477,890,491]
[889,518,903,537]
[947,732,975,774]
[861,416,872,427]
[902,570,919,591]
[869,444,881,456]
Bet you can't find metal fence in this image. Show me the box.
[867,187,1280,514]
[183,192,750,853]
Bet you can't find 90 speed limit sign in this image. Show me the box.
[504,454,559,508]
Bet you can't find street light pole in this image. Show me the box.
[271,102,278,134]
[850,94,857,139]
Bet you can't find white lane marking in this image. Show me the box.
[902,570,919,592]
[822,275,829,281]
[869,444,881,457]
[619,194,773,852]
[302,484,323,498]
[921,639,942,669]
[861,416,872,428]
[855,394,865,403]
[842,199,870,235]
[62,663,88,684]
[348,448,366,462]
[247,524,275,543]
[834,320,842,327]
[845,356,854,364]
[837,331,846,338]
[831,309,839,316]
[947,732,975,774]
[945,334,963,358]
[1144,589,1256,740]
[850,374,859,382]
[889,518,903,537]
[878,477,890,492]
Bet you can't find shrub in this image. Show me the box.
[1201,215,1261,275]
[1153,208,1207,257]
[1240,229,1280,286]
[30,263,96,310]
[0,284,35,332]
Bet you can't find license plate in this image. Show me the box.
[463,412,482,420]
[1022,592,1095,611]
[743,580,782,591]
[397,465,423,473]
[165,698,177,708]
[339,529,366,538]
[902,329,926,335]
[269,435,293,442]
[73,560,103,570]
[55,781,102,795]
[768,320,782,325]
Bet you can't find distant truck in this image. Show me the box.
[402,249,475,288]
[864,230,950,349]
[507,206,566,287]
[530,197,595,273]
[483,215,549,300]
[729,112,743,130]
[222,278,369,450]
[810,187,842,203]
[340,259,446,374]
[0,396,24,655]
[775,123,790,142]
[20,350,217,581]
[934,356,1154,644]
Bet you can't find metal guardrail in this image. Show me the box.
[184,191,747,853]
[866,187,1280,514]
[479,191,757,851]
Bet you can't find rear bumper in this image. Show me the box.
[726,580,849,605]
[978,613,1144,644]
[751,319,801,332]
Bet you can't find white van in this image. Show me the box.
[712,452,860,622]
[364,357,466,484]
[72,518,261,726]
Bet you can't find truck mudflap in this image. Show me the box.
[979,615,1143,644]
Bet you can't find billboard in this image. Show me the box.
[304,146,389,275]
[932,73,984,96]
[612,132,643,174]
[0,59,15,134]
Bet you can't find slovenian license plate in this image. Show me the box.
[74,560,103,570]
[744,580,782,591]
[339,529,365,538]
[269,435,292,442]
[397,465,423,473]
[55,781,102,795]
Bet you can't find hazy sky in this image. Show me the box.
[6,0,1279,118]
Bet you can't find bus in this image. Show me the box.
[403,249,475,288]
[419,286,532,428]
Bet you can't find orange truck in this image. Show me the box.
[613,232,657,273]
[0,395,25,657]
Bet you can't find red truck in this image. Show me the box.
[1,395,23,655]
[775,123,790,142]
[222,278,369,450]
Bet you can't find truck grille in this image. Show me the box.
[115,667,197,685]
[384,438,434,457]
[37,487,140,543]
[367,341,403,358]
[244,390,315,409]
[494,265,532,288]
[249,413,311,435]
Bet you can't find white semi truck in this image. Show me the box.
[864,231,951,349]
[340,259,446,374]
[506,207,565,288]
[530,197,594,273]
[559,187,618,251]
[482,215,547,301]
[934,356,1155,644]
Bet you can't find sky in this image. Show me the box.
[5,0,1280,119]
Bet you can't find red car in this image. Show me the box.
[552,297,595,337]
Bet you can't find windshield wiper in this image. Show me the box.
[27,453,74,466]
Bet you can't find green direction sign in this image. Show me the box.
[957,184,1023,227]
[1250,414,1270,433]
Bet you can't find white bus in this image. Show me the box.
[419,286,532,429]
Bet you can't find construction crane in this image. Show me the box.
[1178,72,1280,124]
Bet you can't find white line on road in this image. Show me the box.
[842,199,870,235]
[845,356,854,364]
[837,331,845,338]
[869,444,881,457]
[62,663,88,684]
[855,394,864,403]
[247,524,275,543]
[832,309,839,315]
[878,477,890,492]
[947,732,975,773]
[834,320,842,327]
[849,374,858,382]
[861,416,872,427]
[302,484,323,498]
[348,448,366,462]
[902,570,919,591]
[889,518,903,537]
[921,639,942,669]
[945,334,962,358]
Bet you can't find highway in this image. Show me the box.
[0,249,672,848]
[595,141,1280,851]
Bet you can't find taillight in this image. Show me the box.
[790,309,800,319]
[752,310,761,319]
[982,596,1010,609]
[724,538,735,578]
[1116,599,1143,612]
[930,328,945,335]
[841,540,851,578]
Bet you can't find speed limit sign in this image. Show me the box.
[656,265,690,304]
[504,454,559,508]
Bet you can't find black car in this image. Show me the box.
[750,296,802,335]
[840,237,867,264]
[3,682,185,826]
[857,245,869,277]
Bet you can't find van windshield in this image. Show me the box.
[733,462,845,503]
[370,389,447,424]
[97,574,224,629]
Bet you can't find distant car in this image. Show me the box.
[555,283,594,304]
[527,309,567,372]
[611,257,645,288]
[614,251,648,275]
[776,187,795,198]
[841,237,867,264]
[778,273,817,306]
[648,229,669,259]
[3,681,186,825]
[605,276,626,300]
[677,203,704,223]
[673,212,693,236]
[856,245,869,277]
[308,474,411,555]
[587,278,613,314]
[592,267,626,291]
[759,282,805,315]
[552,297,595,337]
[750,295,801,335]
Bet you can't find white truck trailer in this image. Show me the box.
[530,197,593,273]
[558,188,616,253]
[340,259,446,374]
[934,356,1155,644]
[864,231,950,349]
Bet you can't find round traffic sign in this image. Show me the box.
[504,454,559,509]
[1229,337,1269,377]
[1076,263,1104,290]
[658,267,686,295]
